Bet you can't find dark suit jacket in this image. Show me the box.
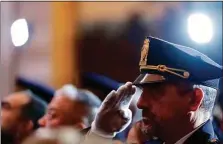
[144,120,221,144]
[184,120,220,144]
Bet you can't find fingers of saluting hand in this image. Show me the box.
[100,90,118,110]
[116,82,136,109]
[100,82,136,111]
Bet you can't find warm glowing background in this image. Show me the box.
[1,2,222,100]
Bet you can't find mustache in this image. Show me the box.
[142,112,157,125]
[142,110,156,119]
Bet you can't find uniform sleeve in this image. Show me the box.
[80,130,113,144]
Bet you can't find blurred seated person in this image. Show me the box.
[26,126,113,144]
[212,104,223,141]
[22,127,82,144]
[38,84,101,130]
[1,90,47,144]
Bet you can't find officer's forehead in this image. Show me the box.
[138,80,192,90]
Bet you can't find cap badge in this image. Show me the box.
[139,38,150,66]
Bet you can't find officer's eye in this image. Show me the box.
[142,83,166,100]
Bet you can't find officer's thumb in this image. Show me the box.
[118,109,132,133]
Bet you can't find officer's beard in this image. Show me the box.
[1,129,15,144]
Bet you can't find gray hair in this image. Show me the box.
[55,84,78,100]
[55,84,101,127]
[193,85,218,121]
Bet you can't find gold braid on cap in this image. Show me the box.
[139,37,190,79]
[140,65,190,79]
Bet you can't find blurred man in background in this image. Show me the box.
[38,84,101,130]
[1,90,47,144]
[22,127,82,144]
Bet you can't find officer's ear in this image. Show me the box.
[189,88,204,111]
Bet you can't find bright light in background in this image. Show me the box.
[11,19,29,47]
[187,13,213,44]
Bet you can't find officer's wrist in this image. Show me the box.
[91,121,116,138]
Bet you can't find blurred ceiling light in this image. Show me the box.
[187,13,213,44]
[11,19,29,47]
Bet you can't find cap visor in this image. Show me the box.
[133,74,166,86]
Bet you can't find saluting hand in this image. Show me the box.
[91,82,136,138]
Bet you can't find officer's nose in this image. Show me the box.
[38,115,46,127]
[137,96,146,110]
[137,91,151,110]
